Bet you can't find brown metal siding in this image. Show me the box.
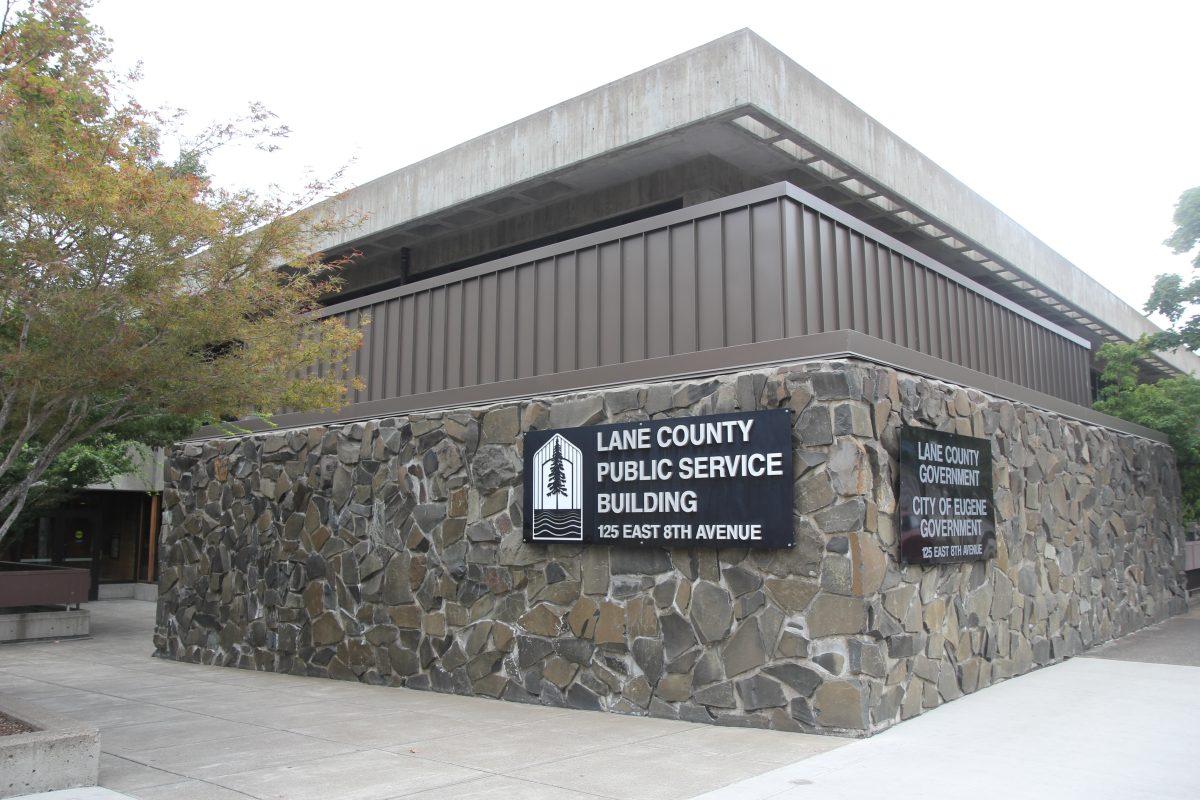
[314,185,1093,412]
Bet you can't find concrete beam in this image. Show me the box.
[309,31,754,251]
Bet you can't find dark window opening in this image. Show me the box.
[324,198,684,306]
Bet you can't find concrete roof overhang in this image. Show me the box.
[307,29,1199,378]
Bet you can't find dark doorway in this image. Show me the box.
[5,491,157,601]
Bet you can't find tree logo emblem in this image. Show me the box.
[531,434,583,541]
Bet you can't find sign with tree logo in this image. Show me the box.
[530,434,583,541]
[522,410,793,549]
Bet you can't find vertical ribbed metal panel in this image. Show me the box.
[599,241,622,365]
[623,238,647,362]
[576,249,599,370]
[802,208,821,335]
[725,209,753,347]
[316,189,1093,411]
[697,216,724,350]
[497,271,515,381]
[670,224,697,354]
[535,259,555,377]
[752,202,785,343]
[646,230,671,359]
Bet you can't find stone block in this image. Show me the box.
[470,445,519,493]
[624,675,652,708]
[554,638,597,671]
[594,601,626,646]
[519,605,561,637]
[661,611,698,660]
[813,680,868,730]
[797,407,834,446]
[567,597,599,639]
[632,637,665,686]
[806,595,867,637]
[814,651,844,675]
[777,627,810,658]
[848,639,887,678]
[692,650,725,686]
[820,555,853,595]
[764,663,822,697]
[542,656,577,689]
[693,680,736,708]
[833,403,873,437]
[813,499,867,533]
[610,547,673,575]
[549,395,605,429]
[481,406,520,444]
[689,581,733,643]
[656,673,693,702]
[796,469,835,513]
[721,618,767,677]
[723,565,762,597]
[736,675,787,710]
[311,612,344,647]
[812,372,852,400]
[764,578,817,614]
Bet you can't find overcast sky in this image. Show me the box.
[91,0,1200,320]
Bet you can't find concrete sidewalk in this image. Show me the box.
[5,602,1198,799]
[0,600,846,800]
[698,605,1200,800]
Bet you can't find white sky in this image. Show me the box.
[91,0,1200,319]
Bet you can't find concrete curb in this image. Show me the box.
[0,698,99,799]
[0,609,90,644]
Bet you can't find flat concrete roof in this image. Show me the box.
[309,29,1199,377]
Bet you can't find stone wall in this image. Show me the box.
[154,359,1188,735]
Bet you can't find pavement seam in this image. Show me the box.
[195,746,492,799]
[100,750,261,799]
[383,767,624,800]
[97,753,182,792]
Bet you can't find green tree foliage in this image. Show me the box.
[1094,185,1200,523]
[546,438,567,504]
[1145,186,1200,351]
[1094,341,1200,520]
[2,434,139,524]
[0,415,193,542]
[0,1,363,548]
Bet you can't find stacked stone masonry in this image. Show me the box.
[154,359,1188,735]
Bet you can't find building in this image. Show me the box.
[3,449,163,602]
[154,31,1188,735]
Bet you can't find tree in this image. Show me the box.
[546,438,567,507]
[1093,184,1200,523]
[0,414,193,544]
[0,1,363,549]
[1144,186,1200,351]
[1094,341,1200,521]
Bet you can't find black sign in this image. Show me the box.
[898,425,996,565]
[522,410,794,549]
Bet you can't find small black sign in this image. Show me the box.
[898,425,996,565]
[522,410,794,549]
